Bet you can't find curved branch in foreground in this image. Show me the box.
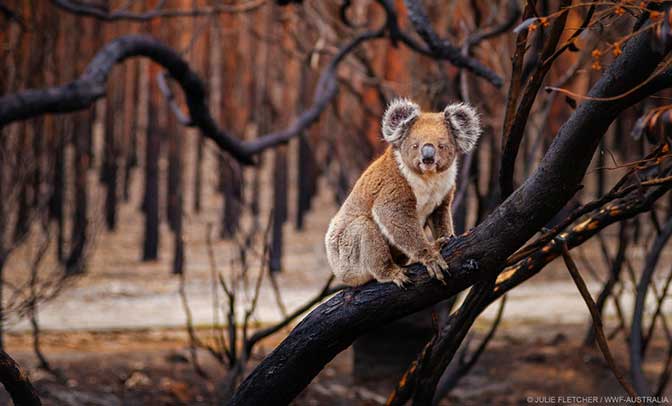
[230,23,672,406]
[0,350,41,406]
[0,30,383,165]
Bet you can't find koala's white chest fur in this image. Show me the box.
[394,151,457,225]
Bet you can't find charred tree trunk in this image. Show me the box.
[219,157,243,239]
[191,14,209,214]
[13,125,29,242]
[0,256,5,351]
[354,311,435,384]
[65,110,91,275]
[0,133,5,350]
[123,61,140,202]
[166,122,180,231]
[49,119,66,262]
[270,144,288,272]
[295,64,317,230]
[101,69,122,231]
[295,134,314,230]
[142,96,160,261]
[31,119,43,209]
[50,16,68,262]
[0,349,41,406]
[193,134,204,213]
[218,16,243,240]
[172,137,184,275]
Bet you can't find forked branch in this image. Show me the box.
[0,30,382,165]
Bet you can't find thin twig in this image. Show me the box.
[561,242,638,397]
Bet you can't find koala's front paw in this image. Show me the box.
[390,268,411,289]
[420,252,449,285]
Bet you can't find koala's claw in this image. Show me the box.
[391,271,411,289]
[422,255,449,285]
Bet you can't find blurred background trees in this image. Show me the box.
[3,0,672,405]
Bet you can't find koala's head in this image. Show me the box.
[381,98,482,175]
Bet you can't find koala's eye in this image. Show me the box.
[412,143,419,149]
[438,144,446,150]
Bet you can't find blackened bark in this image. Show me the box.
[123,61,140,202]
[0,349,41,406]
[172,214,184,275]
[13,181,29,242]
[193,135,204,213]
[166,125,180,231]
[142,99,160,261]
[0,257,4,351]
[219,157,243,239]
[65,110,91,275]
[270,145,288,272]
[102,70,121,230]
[295,134,315,230]
[295,65,317,230]
[192,20,209,214]
[13,125,29,242]
[49,119,66,262]
[31,119,43,209]
[172,148,184,275]
[353,311,434,383]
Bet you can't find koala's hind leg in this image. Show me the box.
[338,217,409,287]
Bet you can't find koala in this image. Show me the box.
[324,99,482,287]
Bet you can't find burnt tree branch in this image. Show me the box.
[0,31,382,165]
[374,0,503,87]
[0,350,41,406]
[401,0,503,86]
[499,0,572,199]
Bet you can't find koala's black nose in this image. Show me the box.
[421,143,436,164]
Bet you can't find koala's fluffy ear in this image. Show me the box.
[381,98,420,145]
[444,102,482,153]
